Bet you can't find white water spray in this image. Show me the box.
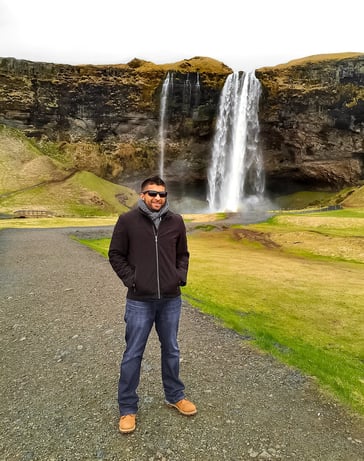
[193,72,201,108]
[207,71,265,212]
[159,72,172,177]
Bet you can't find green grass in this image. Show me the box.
[74,214,364,417]
[250,211,364,238]
[185,228,364,415]
[310,208,364,218]
[75,237,111,258]
[194,224,216,231]
[274,190,337,209]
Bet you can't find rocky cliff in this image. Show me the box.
[0,57,230,192]
[0,53,363,197]
[256,53,364,193]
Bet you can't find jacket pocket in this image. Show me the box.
[133,267,158,296]
[123,267,135,289]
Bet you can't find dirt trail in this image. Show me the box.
[0,227,363,461]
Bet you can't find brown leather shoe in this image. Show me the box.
[166,398,197,416]
[119,414,136,433]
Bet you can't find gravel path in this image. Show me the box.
[0,227,363,461]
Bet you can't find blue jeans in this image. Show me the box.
[118,296,185,415]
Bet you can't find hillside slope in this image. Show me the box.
[0,126,138,217]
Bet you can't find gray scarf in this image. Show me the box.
[138,198,169,230]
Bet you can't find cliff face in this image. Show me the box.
[0,57,230,186]
[1,54,364,195]
[256,53,364,192]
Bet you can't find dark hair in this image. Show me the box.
[141,176,166,191]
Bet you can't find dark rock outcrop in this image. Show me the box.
[256,53,364,192]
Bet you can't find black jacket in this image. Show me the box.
[108,207,189,300]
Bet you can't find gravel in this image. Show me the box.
[0,227,363,461]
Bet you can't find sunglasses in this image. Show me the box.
[142,190,168,198]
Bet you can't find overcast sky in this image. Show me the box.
[0,0,363,71]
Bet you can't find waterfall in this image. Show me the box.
[182,74,192,114]
[159,72,172,177]
[193,72,201,108]
[159,72,202,178]
[207,71,265,212]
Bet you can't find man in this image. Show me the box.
[109,175,197,434]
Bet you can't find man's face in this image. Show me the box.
[140,184,167,212]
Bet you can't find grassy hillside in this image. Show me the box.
[273,186,364,210]
[0,125,138,217]
[0,125,72,194]
[1,171,137,217]
[341,186,364,207]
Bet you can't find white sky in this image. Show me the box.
[0,0,363,71]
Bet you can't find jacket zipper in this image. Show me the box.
[153,226,161,299]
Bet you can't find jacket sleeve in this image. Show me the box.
[108,216,135,288]
[176,216,189,286]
